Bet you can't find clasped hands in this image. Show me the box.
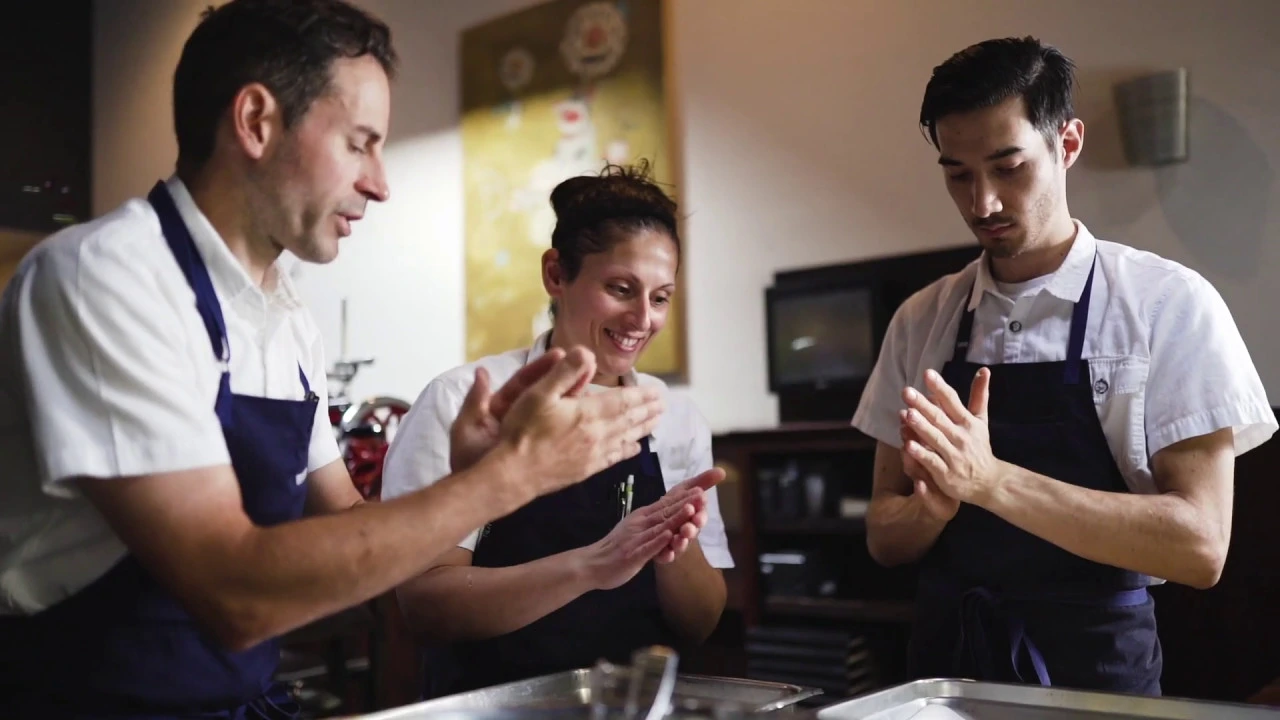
[447,344,714,571]
[448,346,662,491]
[899,367,1004,519]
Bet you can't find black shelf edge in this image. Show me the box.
[764,595,914,623]
[759,517,866,535]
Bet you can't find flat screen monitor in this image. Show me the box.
[767,285,875,390]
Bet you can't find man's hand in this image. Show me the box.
[901,367,1001,505]
[900,421,929,484]
[497,346,664,500]
[450,349,566,473]
[900,422,960,522]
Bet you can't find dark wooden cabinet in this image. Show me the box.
[1,2,93,233]
[704,423,916,701]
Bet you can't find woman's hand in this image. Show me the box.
[652,468,723,563]
[577,469,721,590]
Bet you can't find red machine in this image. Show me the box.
[326,357,409,501]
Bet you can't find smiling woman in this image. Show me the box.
[380,160,735,699]
[541,161,681,386]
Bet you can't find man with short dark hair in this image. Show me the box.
[0,1,699,716]
[855,36,1276,695]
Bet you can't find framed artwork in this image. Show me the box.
[459,0,686,380]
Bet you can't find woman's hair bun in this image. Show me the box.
[549,160,676,235]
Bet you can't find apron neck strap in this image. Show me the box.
[952,297,978,363]
[147,181,230,366]
[1061,258,1097,385]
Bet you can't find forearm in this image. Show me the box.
[654,542,726,643]
[398,551,596,643]
[213,448,531,649]
[866,492,948,566]
[982,461,1227,588]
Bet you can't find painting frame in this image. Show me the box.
[458,0,689,384]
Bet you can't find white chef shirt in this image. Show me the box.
[853,220,1278,497]
[0,176,340,614]
[381,331,736,569]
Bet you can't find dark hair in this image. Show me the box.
[919,36,1076,151]
[547,161,680,314]
[173,0,398,172]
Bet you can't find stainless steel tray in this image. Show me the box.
[359,670,822,719]
[815,679,1280,719]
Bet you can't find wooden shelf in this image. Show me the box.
[714,424,877,454]
[765,595,914,623]
[759,517,866,535]
[712,423,905,636]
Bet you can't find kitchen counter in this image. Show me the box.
[815,679,1280,720]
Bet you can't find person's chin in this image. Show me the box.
[318,244,341,264]
[297,239,340,265]
[975,235,1022,259]
[596,352,637,382]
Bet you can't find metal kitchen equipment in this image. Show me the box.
[815,678,1280,720]
[354,647,821,720]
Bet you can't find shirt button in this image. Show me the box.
[1009,320,1022,333]
[1094,379,1109,395]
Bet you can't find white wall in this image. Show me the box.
[93,0,1280,433]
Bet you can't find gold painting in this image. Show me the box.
[460,0,685,380]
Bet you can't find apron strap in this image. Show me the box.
[148,180,234,425]
[951,301,977,363]
[1061,258,1097,385]
[297,364,314,400]
[148,181,230,367]
[1006,613,1052,686]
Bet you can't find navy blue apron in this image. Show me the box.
[906,257,1163,696]
[424,426,680,697]
[0,181,316,718]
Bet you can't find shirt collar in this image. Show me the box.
[525,330,639,388]
[163,175,301,310]
[967,219,1097,310]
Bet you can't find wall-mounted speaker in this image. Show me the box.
[1114,68,1189,166]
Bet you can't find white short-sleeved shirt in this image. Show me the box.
[0,176,340,614]
[381,332,735,569]
[853,220,1278,498]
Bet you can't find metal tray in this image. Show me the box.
[358,670,822,719]
[815,679,1280,719]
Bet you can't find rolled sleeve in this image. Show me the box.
[16,241,229,496]
[680,404,734,569]
[305,336,341,473]
[380,375,478,550]
[1144,272,1277,458]
[851,303,913,448]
